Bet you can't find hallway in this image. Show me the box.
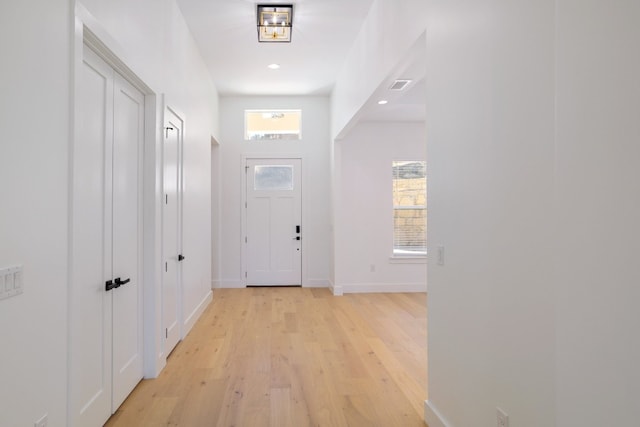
[105,288,427,426]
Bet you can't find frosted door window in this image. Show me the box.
[254,165,294,191]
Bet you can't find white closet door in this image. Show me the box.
[163,107,183,356]
[71,45,114,427]
[71,44,144,426]
[111,72,144,410]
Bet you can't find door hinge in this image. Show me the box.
[165,194,168,204]
[245,272,247,278]
[165,328,168,339]
[245,236,247,243]
[165,262,168,272]
[245,165,249,172]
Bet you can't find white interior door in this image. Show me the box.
[246,158,302,286]
[71,44,144,426]
[163,107,183,355]
[111,72,144,410]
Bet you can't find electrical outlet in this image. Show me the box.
[35,413,48,427]
[497,407,509,427]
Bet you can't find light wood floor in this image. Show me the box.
[106,287,427,426]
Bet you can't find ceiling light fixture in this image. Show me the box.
[378,100,389,105]
[267,63,281,70]
[257,4,293,43]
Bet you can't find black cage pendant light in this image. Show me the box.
[257,4,293,42]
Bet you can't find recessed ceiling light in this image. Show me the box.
[378,100,388,105]
[267,63,280,70]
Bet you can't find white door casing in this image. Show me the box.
[245,158,302,286]
[70,44,144,426]
[162,106,183,356]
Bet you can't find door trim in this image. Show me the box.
[241,155,304,287]
[71,10,164,425]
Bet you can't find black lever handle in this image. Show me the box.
[114,277,130,287]
[296,225,300,233]
[105,279,115,292]
[178,254,185,261]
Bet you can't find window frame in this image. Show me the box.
[391,160,427,260]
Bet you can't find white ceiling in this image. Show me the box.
[176,0,375,96]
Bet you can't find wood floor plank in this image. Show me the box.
[106,288,427,426]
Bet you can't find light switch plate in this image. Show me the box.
[0,265,23,301]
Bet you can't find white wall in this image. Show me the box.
[335,122,427,293]
[79,0,219,336]
[330,0,428,140]
[216,96,331,288]
[555,1,640,425]
[0,2,71,426]
[424,1,556,425]
[0,1,218,425]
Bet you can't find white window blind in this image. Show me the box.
[392,161,426,256]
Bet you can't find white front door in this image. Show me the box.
[163,106,183,355]
[245,159,302,286]
[71,44,144,426]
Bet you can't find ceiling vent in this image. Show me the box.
[389,79,412,91]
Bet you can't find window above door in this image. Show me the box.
[244,109,302,140]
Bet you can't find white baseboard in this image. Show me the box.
[425,400,449,427]
[212,280,245,289]
[339,282,427,294]
[182,290,213,337]
[305,279,330,287]
[331,284,344,296]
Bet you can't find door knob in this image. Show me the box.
[105,279,115,292]
[178,254,185,261]
[293,236,301,241]
[114,277,130,287]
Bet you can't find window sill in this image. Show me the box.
[389,256,427,264]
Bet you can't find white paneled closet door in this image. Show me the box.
[70,44,144,427]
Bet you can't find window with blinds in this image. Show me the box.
[392,161,426,256]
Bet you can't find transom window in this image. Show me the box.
[392,161,426,257]
[244,109,301,140]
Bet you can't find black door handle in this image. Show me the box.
[178,254,185,261]
[105,279,115,292]
[114,277,131,288]
[296,225,300,233]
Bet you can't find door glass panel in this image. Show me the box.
[254,165,294,191]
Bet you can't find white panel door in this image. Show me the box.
[111,73,144,410]
[163,107,183,355]
[71,44,144,426]
[246,159,302,285]
[71,45,113,427]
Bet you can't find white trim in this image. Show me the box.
[389,256,427,264]
[425,400,449,427]
[331,284,344,296]
[338,282,427,294]
[182,290,212,337]
[215,280,246,289]
[305,279,330,287]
